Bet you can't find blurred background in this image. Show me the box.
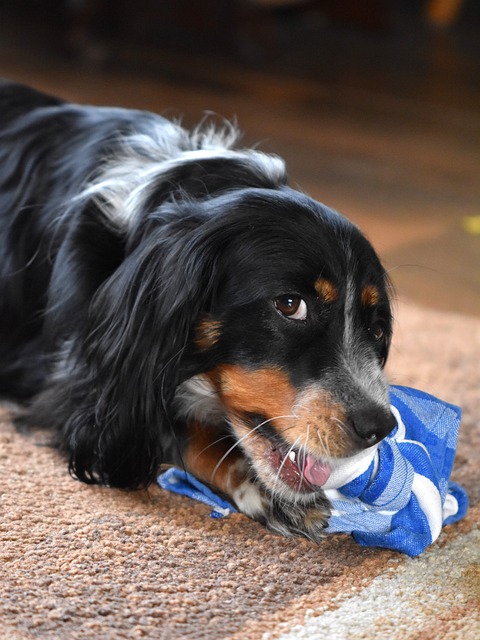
[1,0,479,316]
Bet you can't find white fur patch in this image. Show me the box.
[174,375,225,425]
[78,119,286,228]
[232,478,267,519]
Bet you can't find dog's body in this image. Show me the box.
[0,81,395,540]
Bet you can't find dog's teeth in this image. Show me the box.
[289,451,296,463]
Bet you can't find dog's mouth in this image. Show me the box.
[232,413,334,494]
[266,443,331,492]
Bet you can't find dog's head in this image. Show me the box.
[170,187,395,498]
[57,175,394,493]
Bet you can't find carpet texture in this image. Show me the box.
[1,300,479,640]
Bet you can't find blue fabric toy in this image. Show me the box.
[158,466,236,519]
[158,386,468,556]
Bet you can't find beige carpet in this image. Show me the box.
[1,300,479,640]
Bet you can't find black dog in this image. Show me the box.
[0,81,396,540]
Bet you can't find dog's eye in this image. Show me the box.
[274,295,307,321]
[368,322,385,342]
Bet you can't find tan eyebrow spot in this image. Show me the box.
[361,285,380,307]
[315,278,338,304]
[195,317,222,351]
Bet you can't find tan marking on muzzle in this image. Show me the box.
[286,388,352,458]
[208,365,354,459]
[209,364,296,418]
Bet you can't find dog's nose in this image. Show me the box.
[350,407,397,447]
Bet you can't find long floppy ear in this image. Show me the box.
[39,208,219,489]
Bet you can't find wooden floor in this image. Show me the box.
[1,5,479,317]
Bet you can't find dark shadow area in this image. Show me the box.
[0,0,479,316]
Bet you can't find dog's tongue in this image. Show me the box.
[303,454,331,487]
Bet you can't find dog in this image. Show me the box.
[0,81,396,541]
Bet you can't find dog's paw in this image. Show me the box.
[264,493,331,543]
[232,478,330,543]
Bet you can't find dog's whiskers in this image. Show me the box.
[209,415,294,482]
[211,415,296,480]
[194,434,237,460]
[331,416,350,440]
[315,428,329,459]
[297,425,310,495]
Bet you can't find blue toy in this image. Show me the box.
[158,386,468,556]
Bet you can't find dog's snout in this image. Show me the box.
[350,407,397,447]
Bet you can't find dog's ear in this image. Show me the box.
[43,208,219,489]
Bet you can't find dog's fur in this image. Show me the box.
[0,81,396,540]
